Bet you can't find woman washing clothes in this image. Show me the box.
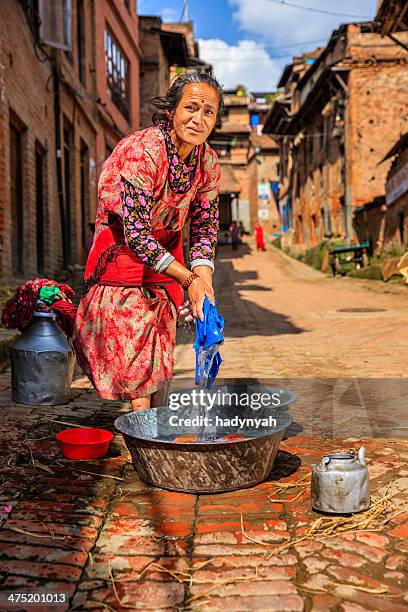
[73,72,223,411]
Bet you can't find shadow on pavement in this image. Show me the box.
[267,449,301,481]
[216,243,252,258]
[177,250,306,342]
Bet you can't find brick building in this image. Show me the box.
[0,0,141,285]
[263,49,323,242]
[164,21,212,81]
[355,133,408,252]
[209,87,279,237]
[264,23,408,252]
[209,89,251,232]
[247,92,280,237]
[94,0,140,184]
[384,134,408,246]
[0,0,100,283]
[248,135,280,236]
[138,18,210,130]
[355,0,408,254]
[374,0,408,40]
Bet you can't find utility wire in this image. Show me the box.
[200,52,292,63]
[199,37,327,51]
[177,0,187,24]
[264,0,370,19]
[211,132,334,142]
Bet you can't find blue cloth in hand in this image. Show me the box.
[193,297,224,387]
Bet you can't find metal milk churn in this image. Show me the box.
[311,448,370,514]
[10,312,75,405]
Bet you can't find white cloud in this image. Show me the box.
[198,1,378,92]
[198,39,282,90]
[229,0,378,45]
[160,7,179,22]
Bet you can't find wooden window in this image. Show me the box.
[9,121,24,274]
[105,29,130,120]
[39,0,72,51]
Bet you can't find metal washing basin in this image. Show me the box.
[115,384,296,493]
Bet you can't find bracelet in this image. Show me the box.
[181,272,199,290]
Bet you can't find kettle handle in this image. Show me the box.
[321,456,331,470]
[358,447,366,465]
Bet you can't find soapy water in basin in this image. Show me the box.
[116,389,294,446]
[173,433,248,443]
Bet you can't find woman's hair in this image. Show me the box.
[150,71,224,124]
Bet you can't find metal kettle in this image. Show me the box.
[10,311,75,405]
[311,448,370,514]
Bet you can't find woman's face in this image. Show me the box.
[171,83,219,146]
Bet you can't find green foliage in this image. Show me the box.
[371,242,407,265]
[283,241,329,270]
[275,238,404,283]
[381,242,407,258]
[304,242,328,270]
[348,265,383,280]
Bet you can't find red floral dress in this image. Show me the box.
[73,122,220,400]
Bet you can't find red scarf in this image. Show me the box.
[84,219,184,309]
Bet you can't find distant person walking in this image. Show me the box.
[255,223,266,251]
[229,221,240,250]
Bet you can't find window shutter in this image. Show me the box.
[38,0,72,51]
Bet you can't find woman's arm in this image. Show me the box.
[189,194,219,277]
[189,149,220,278]
[121,176,172,272]
[182,152,221,316]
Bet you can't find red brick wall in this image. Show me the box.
[278,25,408,250]
[0,1,58,283]
[292,116,347,247]
[0,0,142,283]
[347,64,408,208]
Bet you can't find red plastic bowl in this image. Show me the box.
[55,427,113,460]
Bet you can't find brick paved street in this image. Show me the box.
[1,244,408,611]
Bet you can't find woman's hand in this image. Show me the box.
[188,276,214,321]
[161,260,215,321]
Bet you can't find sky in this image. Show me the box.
[139,0,379,91]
